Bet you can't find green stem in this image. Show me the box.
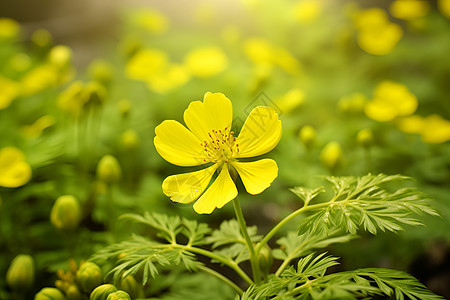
[169,244,254,286]
[272,279,317,299]
[198,265,244,295]
[255,202,331,254]
[233,198,261,283]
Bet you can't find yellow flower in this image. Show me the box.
[294,0,322,24]
[354,8,403,55]
[0,18,20,39]
[184,46,228,78]
[364,81,418,122]
[389,0,430,20]
[0,147,32,188]
[275,88,304,113]
[419,115,450,144]
[0,76,19,110]
[154,92,281,214]
[132,9,169,34]
[126,49,189,93]
[439,0,450,18]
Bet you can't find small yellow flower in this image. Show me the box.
[154,92,281,214]
[389,0,430,20]
[275,89,304,114]
[0,18,20,39]
[294,0,322,24]
[0,76,19,110]
[184,46,228,78]
[364,81,418,122]
[439,0,450,18]
[22,115,56,138]
[0,147,32,188]
[420,115,450,144]
[132,9,169,34]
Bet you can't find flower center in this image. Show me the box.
[201,127,239,163]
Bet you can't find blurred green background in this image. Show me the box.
[1,0,450,299]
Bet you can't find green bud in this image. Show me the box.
[76,262,103,293]
[356,128,374,149]
[106,290,131,300]
[258,245,273,275]
[118,276,142,299]
[90,284,118,300]
[96,155,122,184]
[31,29,53,48]
[320,141,343,170]
[118,99,131,117]
[34,287,65,300]
[6,254,35,290]
[50,195,82,231]
[66,284,82,300]
[120,130,139,151]
[299,125,316,149]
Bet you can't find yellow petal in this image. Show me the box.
[193,164,237,214]
[183,92,233,142]
[154,120,205,166]
[0,147,31,188]
[0,147,25,171]
[236,106,282,158]
[231,159,278,195]
[162,164,218,204]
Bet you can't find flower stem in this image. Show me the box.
[198,265,244,295]
[255,202,331,254]
[233,197,261,283]
[171,244,254,286]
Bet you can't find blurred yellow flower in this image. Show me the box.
[439,0,450,18]
[0,76,19,110]
[133,9,169,34]
[0,147,32,188]
[294,0,322,24]
[243,38,300,75]
[299,125,316,149]
[364,81,418,122]
[275,88,304,113]
[126,49,189,93]
[358,23,403,55]
[337,92,367,113]
[420,115,450,144]
[0,18,19,39]
[49,45,73,68]
[154,92,281,214]
[356,128,375,148]
[120,129,139,151]
[20,65,58,96]
[184,46,228,78]
[57,81,87,116]
[31,29,53,48]
[22,115,56,138]
[396,115,425,134]
[390,0,430,20]
[320,141,342,170]
[354,8,403,55]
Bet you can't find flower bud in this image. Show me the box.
[88,60,114,86]
[50,195,82,231]
[49,45,72,68]
[34,288,65,300]
[118,276,142,299]
[320,141,343,170]
[66,284,82,300]
[356,128,374,148]
[6,254,35,291]
[118,99,131,117]
[76,262,103,293]
[106,290,131,300]
[90,284,117,300]
[299,125,316,149]
[120,130,139,151]
[258,245,273,275]
[96,155,122,184]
